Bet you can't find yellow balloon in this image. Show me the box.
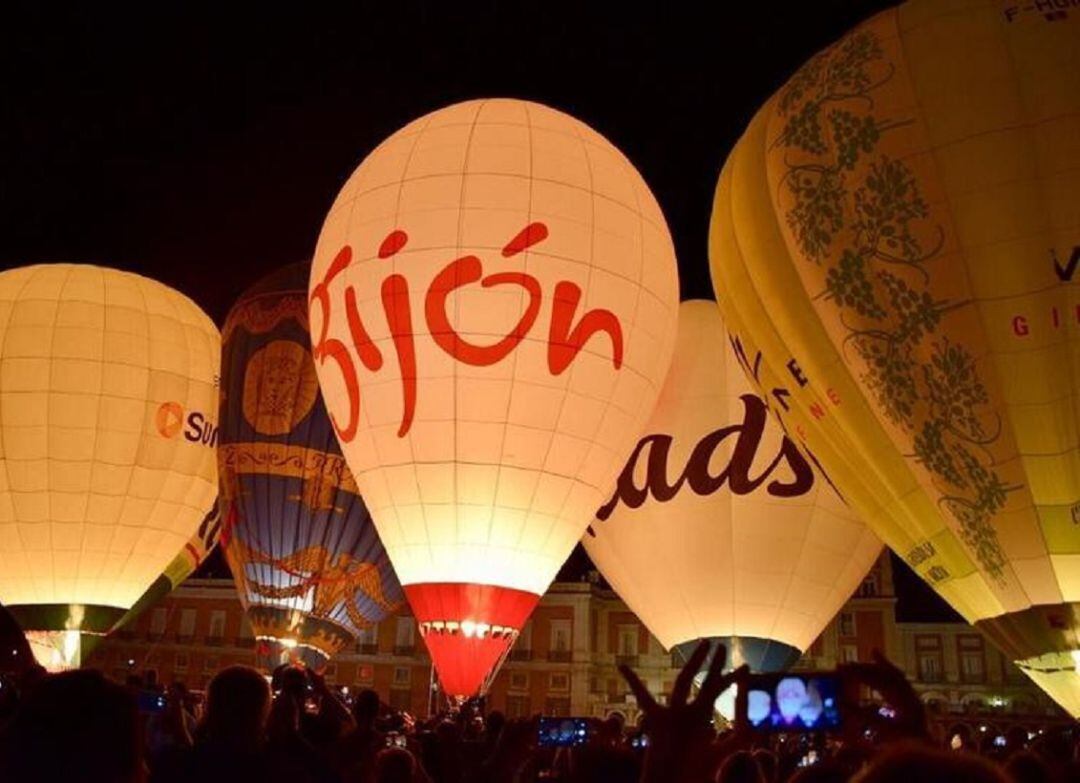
[710,0,1080,715]
[0,264,220,668]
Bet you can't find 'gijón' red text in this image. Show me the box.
[310,222,625,441]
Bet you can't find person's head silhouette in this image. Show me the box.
[200,665,271,750]
[0,669,140,783]
[375,747,415,783]
[352,687,380,728]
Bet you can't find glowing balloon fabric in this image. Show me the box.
[220,263,403,669]
[309,99,680,697]
[120,502,222,629]
[585,301,881,671]
[709,0,1080,714]
[0,264,219,667]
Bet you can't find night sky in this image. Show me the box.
[0,1,959,621]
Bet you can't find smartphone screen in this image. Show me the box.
[738,672,842,732]
[537,717,590,747]
[137,690,168,715]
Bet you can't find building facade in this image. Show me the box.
[86,554,1068,739]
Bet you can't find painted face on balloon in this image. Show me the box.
[242,340,319,436]
[262,355,300,414]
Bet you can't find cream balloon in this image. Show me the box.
[309,98,680,697]
[585,301,881,670]
[0,264,220,667]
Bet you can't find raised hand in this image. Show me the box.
[839,648,929,744]
[620,639,747,783]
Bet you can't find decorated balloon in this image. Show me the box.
[309,98,680,698]
[586,300,881,674]
[117,501,222,631]
[709,0,1080,714]
[0,264,219,669]
[219,263,403,670]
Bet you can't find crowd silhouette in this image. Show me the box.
[1,610,1077,783]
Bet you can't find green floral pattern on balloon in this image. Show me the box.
[775,28,1015,582]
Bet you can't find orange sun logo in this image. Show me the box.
[156,401,184,438]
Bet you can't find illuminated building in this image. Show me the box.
[87,553,1069,738]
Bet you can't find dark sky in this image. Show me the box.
[0,1,959,621]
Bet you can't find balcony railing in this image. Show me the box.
[394,645,416,657]
[235,637,255,649]
[615,654,639,668]
[919,670,943,683]
[357,643,378,655]
[204,636,224,647]
[508,649,533,662]
[175,633,194,644]
[145,632,164,642]
[547,650,572,663]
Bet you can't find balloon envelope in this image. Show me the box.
[709,0,1080,714]
[585,301,881,671]
[309,99,680,697]
[0,264,220,668]
[117,501,222,631]
[220,263,403,669]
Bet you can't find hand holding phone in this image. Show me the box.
[837,650,929,742]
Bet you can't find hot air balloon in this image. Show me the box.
[309,98,680,699]
[219,263,404,670]
[709,0,1080,715]
[585,300,881,678]
[0,264,219,669]
[118,502,222,630]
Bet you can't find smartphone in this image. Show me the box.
[385,731,407,748]
[537,717,590,748]
[737,672,842,732]
[629,732,649,749]
[137,690,168,715]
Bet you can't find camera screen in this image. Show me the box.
[537,717,589,747]
[744,673,842,732]
[136,691,167,714]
